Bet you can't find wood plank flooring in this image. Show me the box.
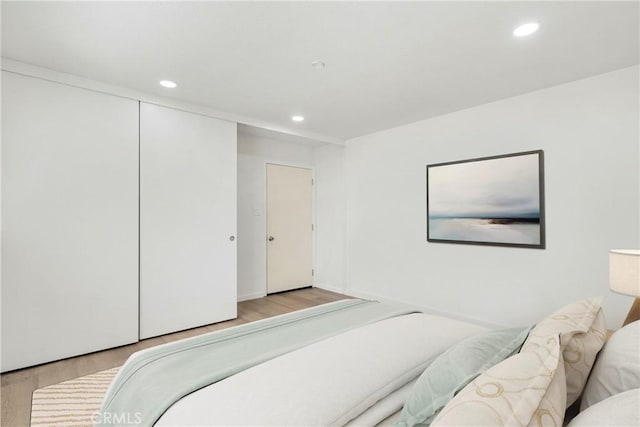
[0,287,349,427]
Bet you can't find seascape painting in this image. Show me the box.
[427,150,545,248]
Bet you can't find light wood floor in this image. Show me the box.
[0,287,349,427]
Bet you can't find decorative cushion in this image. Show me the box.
[431,334,566,426]
[569,388,640,427]
[580,320,640,411]
[521,297,606,407]
[396,327,532,427]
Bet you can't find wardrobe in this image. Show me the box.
[1,71,237,372]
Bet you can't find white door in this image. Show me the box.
[1,72,139,371]
[140,103,237,339]
[266,164,314,294]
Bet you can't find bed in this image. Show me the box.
[96,297,639,427]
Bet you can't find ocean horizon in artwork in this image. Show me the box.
[429,217,540,245]
[427,152,542,246]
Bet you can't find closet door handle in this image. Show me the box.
[268,236,275,242]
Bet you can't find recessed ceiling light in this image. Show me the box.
[311,61,325,69]
[291,115,304,122]
[513,22,539,37]
[159,80,177,88]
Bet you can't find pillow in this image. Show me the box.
[431,334,566,426]
[580,320,640,411]
[395,327,532,427]
[569,388,640,427]
[521,297,606,407]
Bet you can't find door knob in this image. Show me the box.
[268,236,275,241]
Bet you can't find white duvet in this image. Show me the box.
[157,313,486,426]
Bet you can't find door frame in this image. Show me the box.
[264,161,316,295]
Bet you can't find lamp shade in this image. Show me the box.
[609,250,640,297]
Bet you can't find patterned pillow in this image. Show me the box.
[521,297,606,406]
[395,327,532,427]
[431,335,566,426]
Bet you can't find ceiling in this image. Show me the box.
[2,2,638,143]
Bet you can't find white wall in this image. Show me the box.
[237,132,315,300]
[345,66,639,329]
[314,144,347,293]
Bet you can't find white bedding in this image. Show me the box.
[157,313,486,426]
[346,378,415,426]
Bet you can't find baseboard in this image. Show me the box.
[237,291,266,302]
[314,282,347,295]
[345,287,507,329]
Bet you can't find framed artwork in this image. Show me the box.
[427,150,545,249]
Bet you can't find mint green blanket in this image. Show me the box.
[97,299,417,427]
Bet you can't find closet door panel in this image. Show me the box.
[140,103,237,339]
[1,72,139,371]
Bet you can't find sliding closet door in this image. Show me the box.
[1,72,139,372]
[140,103,237,339]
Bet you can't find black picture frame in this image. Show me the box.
[426,150,545,249]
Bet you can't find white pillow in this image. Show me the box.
[569,388,640,427]
[581,320,640,411]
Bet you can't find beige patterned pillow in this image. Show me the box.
[431,335,566,426]
[521,297,606,406]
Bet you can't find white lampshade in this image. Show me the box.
[609,249,640,297]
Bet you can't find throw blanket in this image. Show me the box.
[97,299,419,427]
